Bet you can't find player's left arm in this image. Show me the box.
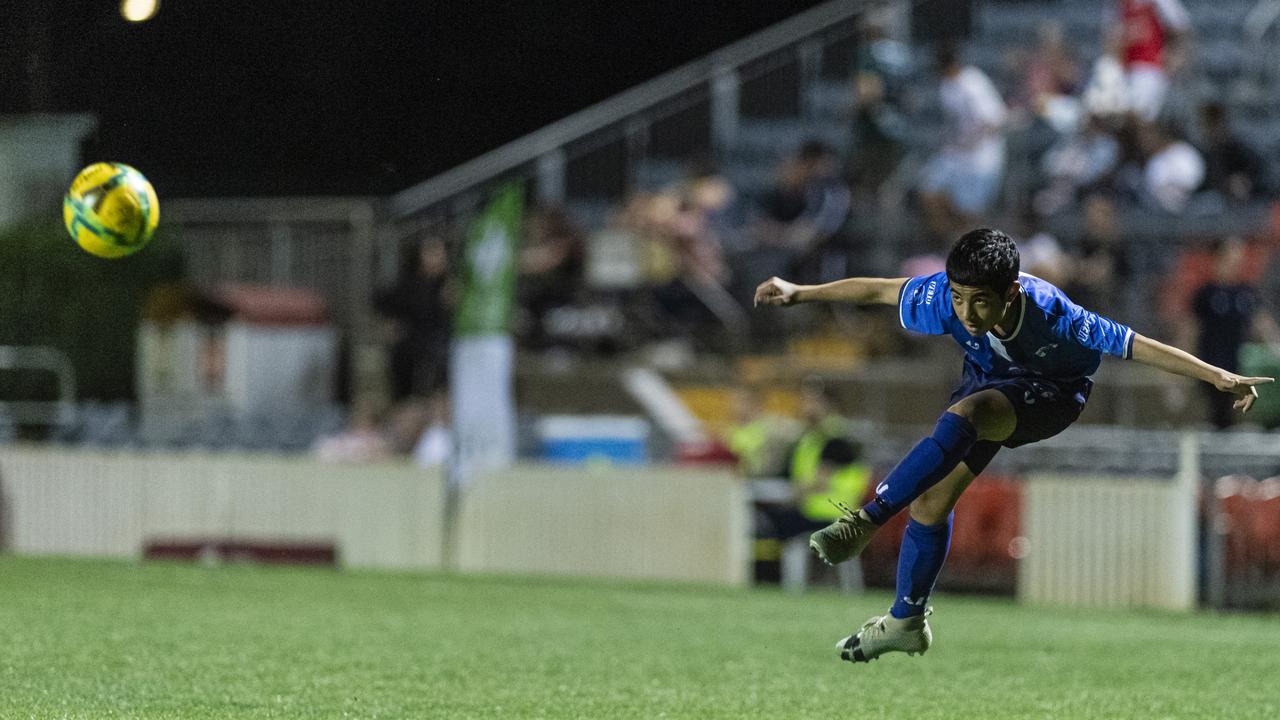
[1058,293,1274,414]
[1129,333,1274,413]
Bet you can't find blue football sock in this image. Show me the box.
[862,411,976,524]
[890,514,953,619]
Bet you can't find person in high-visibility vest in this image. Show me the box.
[790,381,870,522]
[791,436,870,524]
[756,436,869,542]
[725,385,798,478]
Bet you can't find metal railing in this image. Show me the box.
[162,196,381,336]
[389,0,873,220]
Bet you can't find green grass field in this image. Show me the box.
[1,556,1278,719]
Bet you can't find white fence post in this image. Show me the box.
[1170,431,1201,609]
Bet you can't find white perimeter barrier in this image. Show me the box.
[457,465,751,585]
[0,448,751,585]
[1018,435,1199,610]
[0,447,445,570]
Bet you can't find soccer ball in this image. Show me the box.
[63,162,159,259]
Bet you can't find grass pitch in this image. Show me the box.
[1,557,1277,719]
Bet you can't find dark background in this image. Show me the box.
[4,0,827,197]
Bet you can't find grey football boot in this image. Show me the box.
[808,501,878,565]
[836,609,933,663]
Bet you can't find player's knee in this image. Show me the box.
[946,392,1015,442]
[909,492,952,526]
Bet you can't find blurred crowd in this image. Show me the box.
[348,0,1280,441]
[498,0,1276,342]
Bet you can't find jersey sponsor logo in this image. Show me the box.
[1076,314,1096,344]
[1023,381,1058,405]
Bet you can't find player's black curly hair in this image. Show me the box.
[945,228,1020,293]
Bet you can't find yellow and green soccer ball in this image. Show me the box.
[63,162,159,259]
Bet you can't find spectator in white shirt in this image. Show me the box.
[1137,120,1204,214]
[919,44,1008,241]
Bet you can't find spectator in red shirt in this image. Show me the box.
[1113,0,1192,121]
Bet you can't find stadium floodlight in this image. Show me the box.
[120,0,159,23]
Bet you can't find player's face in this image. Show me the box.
[950,282,1015,336]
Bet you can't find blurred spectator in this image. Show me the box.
[1186,237,1280,429]
[919,43,1008,241]
[1016,211,1069,287]
[1112,0,1192,121]
[612,192,680,287]
[786,383,868,527]
[1014,20,1084,134]
[757,382,868,542]
[1082,33,1133,120]
[383,398,434,456]
[1063,194,1132,315]
[654,185,734,332]
[412,392,451,468]
[600,187,734,337]
[313,400,391,463]
[518,206,585,347]
[1136,120,1204,214]
[373,236,451,402]
[725,384,799,478]
[682,168,740,253]
[1034,114,1122,216]
[1197,102,1268,203]
[847,19,911,200]
[754,140,852,281]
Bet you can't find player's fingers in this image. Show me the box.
[1236,376,1275,386]
[753,280,778,306]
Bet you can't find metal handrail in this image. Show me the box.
[0,345,77,427]
[389,0,868,219]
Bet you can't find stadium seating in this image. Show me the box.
[1210,474,1280,607]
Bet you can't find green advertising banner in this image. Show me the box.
[454,182,523,336]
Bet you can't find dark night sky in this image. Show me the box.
[6,1,827,198]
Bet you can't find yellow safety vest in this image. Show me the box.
[727,419,771,477]
[789,426,869,521]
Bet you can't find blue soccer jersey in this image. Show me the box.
[898,272,1134,382]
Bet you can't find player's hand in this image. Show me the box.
[1212,373,1275,413]
[754,276,801,307]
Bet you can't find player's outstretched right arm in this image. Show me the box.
[753,276,907,307]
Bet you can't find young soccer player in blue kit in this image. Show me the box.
[753,228,1273,663]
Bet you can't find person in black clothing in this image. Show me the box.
[1063,194,1131,317]
[847,19,910,200]
[1198,102,1268,203]
[1190,237,1280,428]
[518,206,585,348]
[754,140,852,284]
[373,236,452,402]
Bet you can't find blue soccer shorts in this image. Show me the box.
[948,362,1093,475]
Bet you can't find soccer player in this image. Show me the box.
[753,228,1272,663]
